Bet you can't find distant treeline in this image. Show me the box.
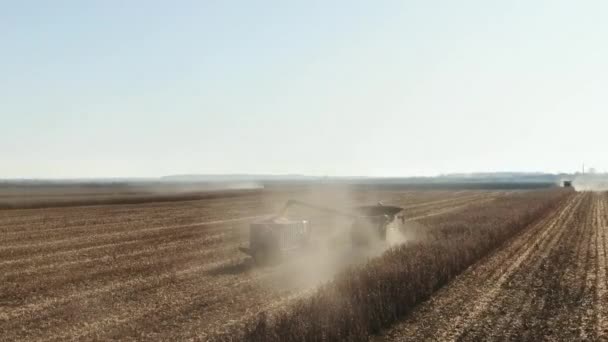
[262,181,558,190]
[350,182,557,190]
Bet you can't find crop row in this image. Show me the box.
[228,189,572,341]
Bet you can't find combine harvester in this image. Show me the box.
[239,200,403,264]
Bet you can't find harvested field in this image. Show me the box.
[380,191,608,342]
[0,187,512,341]
[235,189,571,341]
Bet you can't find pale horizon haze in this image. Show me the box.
[2,1,607,179]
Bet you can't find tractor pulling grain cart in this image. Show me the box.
[239,200,403,264]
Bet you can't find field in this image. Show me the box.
[236,188,568,341]
[381,191,608,341]
[0,185,591,341]
[0,186,511,341]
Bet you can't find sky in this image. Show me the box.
[1,0,607,178]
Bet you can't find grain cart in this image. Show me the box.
[239,200,403,264]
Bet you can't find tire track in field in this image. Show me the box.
[2,193,498,341]
[0,191,511,341]
[457,193,586,341]
[0,195,265,230]
[0,235,245,309]
[573,192,607,340]
[574,193,599,340]
[36,270,270,342]
[483,193,595,342]
[0,231,233,280]
[0,213,276,320]
[0,214,270,262]
[436,193,583,341]
[0,205,260,241]
[63,193,509,341]
[13,252,318,342]
[596,193,608,338]
[383,192,608,341]
[0,193,492,264]
[0,227,227,270]
[2,191,466,249]
[1,223,364,331]
[400,193,487,210]
[405,196,498,222]
[42,262,307,342]
[398,192,505,224]
[0,191,469,237]
[380,192,583,341]
[490,193,590,341]
[0,200,271,240]
[0,194,474,272]
[0,252,240,324]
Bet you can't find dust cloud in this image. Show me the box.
[251,186,423,292]
[209,183,428,299]
[572,174,608,192]
[261,219,427,293]
[142,181,263,193]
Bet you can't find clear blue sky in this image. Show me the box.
[2,1,607,178]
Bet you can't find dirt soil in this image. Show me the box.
[380,191,608,342]
[0,189,508,341]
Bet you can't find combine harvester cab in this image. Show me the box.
[240,200,403,264]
